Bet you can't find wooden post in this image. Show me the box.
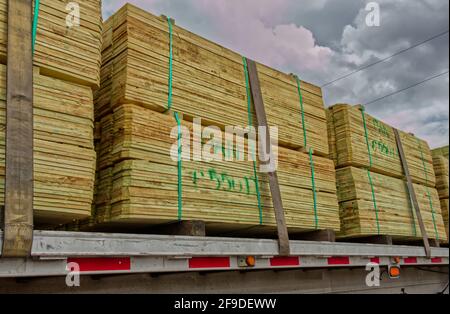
[394,129,431,258]
[246,59,290,256]
[2,0,34,257]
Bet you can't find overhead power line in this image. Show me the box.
[322,30,449,88]
[364,70,449,106]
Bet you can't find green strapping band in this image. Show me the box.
[166,16,174,111]
[32,0,40,54]
[360,107,373,168]
[360,107,380,234]
[295,76,308,148]
[309,148,319,229]
[417,138,439,240]
[174,112,183,220]
[242,57,263,225]
[295,75,319,228]
[366,170,381,235]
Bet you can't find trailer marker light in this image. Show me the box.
[246,256,256,267]
[388,265,401,279]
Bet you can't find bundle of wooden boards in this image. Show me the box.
[95,3,329,156]
[327,104,435,186]
[0,0,102,87]
[327,104,447,241]
[91,3,341,235]
[91,104,340,234]
[432,147,449,239]
[0,0,102,226]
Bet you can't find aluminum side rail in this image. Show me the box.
[0,230,448,258]
[0,231,448,278]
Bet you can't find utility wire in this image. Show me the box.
[364,70,449,106]
[322,30,449,88]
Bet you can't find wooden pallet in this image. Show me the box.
[0,64,96,225]
[335,166,447,241]
[95,3,329,155]
[0,0,102,87]
[327,104,436,187]
[90,104,340,234]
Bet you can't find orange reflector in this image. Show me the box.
[246,256,256,267]
[389,265,401,279]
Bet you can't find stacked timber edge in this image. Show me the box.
[0,0,102,87]
[96,3,329,156]
[327,104,447,242]
[432,146,449,241]
[86,3,341,237]
[0,0,102,227]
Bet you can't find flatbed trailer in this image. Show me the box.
[0,230,448,293]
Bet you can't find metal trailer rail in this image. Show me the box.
[0,230,448,278]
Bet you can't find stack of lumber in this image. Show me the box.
[95,3,329,156]
[0,0,102,87]
[0,0,101,226]
[433,146,449,159]
[92,104,340,234]
[432,147,449,239]
[336,167,446,240]
[0,65,96,225]
[327,104,447,241]
[327,104,435,186]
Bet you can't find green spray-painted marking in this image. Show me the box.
[191,167,255,196]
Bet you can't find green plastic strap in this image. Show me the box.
[360,108,381,234]
[295,76,320,228]
[308,148,319,229]
[417,139,439,240]
[32,0,40,54]
[166,16,174,111]
[366,170,381,235]
[242,56,263,225]
[360,107,373,168]
[174,112,183,220]
[295,76,308,147]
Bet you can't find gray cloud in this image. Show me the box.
[103,0,449,148]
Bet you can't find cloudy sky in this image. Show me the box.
[103,0,449,148]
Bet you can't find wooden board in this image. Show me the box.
[432,155,449,199]
[327,104,436,187]
[3,0,34,257]
[94,3,329,155]
[0,64,96,225]
[92,104,340,234]
[432,146,449,159]
[0,0,102,87]
[335,166,447,241]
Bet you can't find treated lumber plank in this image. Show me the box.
[3,0,33,257]
[247,58,289,256]
[394,128,431,258]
